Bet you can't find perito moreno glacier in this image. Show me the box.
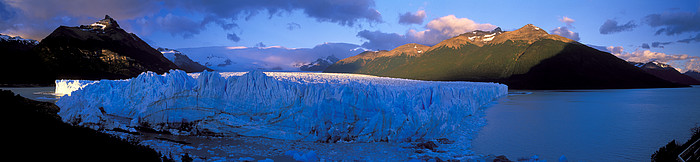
[56,70,507,143]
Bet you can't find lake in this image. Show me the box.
[472,86,700,161]
[0,86,60,102]
[2,86,698,161]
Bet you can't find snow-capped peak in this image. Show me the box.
[0,34,39,45]
[79,15,121,31]
[650,61,671,68]
[157,47,180,53]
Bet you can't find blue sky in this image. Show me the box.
[1,0,699,70]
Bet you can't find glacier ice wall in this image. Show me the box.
[57,70,507,143]
[55,80,98,96]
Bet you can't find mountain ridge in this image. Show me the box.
[630,61,700,85]
[158,47,212,72]
[325,24,684,89]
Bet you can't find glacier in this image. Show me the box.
[56,70,507,143]
[55,80,98,96]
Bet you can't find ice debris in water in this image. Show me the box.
[56,70,507,143]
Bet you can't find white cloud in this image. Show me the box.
[398,10,426,25]
[424,15,496,37]
[606,46,624,54]
[359,15,496,50]
[0,0,383,41]
[559,16,575,27]
[550,26,580,41]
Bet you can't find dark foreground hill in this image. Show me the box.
[0,34,54,85]
[1,89,164,161]
[325,24,683,89]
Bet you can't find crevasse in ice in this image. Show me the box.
[56,70,507,143]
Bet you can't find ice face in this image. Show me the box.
[56,70,507,143]
[55,80,98,96]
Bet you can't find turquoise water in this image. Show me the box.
[472,86,700,161]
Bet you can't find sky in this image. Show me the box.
[1,0,699,71]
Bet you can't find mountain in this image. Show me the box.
[683,70,700,82]
[157,48,212,72]
[0,34,54,85]
[630,61,700,85]
[0,34,39,45]
[177,43,366,71]
[325,24,683,89]
[34,15,179,80]
[299,55,340,71]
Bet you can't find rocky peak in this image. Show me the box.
[434,27,504,48]
[492,27,503,33]
[36,14,180,80]
[517,24,548,34]
[393,43,430,55]
[458,27,504,37]
[80,15,120,30]
[643,61,675,71]
[631,60,682,72]
[487,24,575,45]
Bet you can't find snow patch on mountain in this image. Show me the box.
[56,70,507,143]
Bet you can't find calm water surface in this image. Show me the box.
[472,86,700,161]
[0,87,59,102]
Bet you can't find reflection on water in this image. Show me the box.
[472,86,700,161]
[0,87,61,102]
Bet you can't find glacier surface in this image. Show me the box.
[55,80,98,96]
[56,70,507,143]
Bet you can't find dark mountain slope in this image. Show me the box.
[0,34,54,85]
[684,70,700,82]
[630,61,700,85]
